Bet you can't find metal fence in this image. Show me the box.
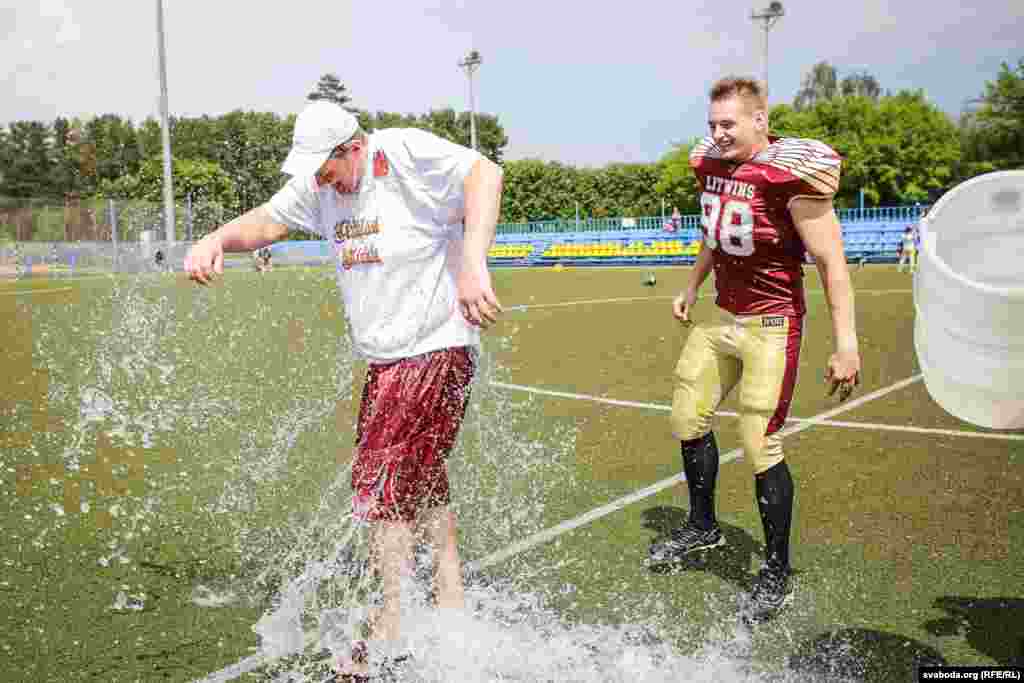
[0,196,231,244]
[494,205,928,235]
[1,196,929,244]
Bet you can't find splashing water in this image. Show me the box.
[255,567,830,683]
[225,347,832,683]
[6,268,871,682]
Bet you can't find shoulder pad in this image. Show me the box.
[688,137,721,169]
[753,138,841,196]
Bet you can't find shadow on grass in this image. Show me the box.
[786,628,947,682]
[640,505,766,592]
[924,596,1024,666]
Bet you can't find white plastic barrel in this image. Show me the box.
[913,170,1024,430]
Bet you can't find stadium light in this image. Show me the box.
[156,0,174,243]
[750,2,785,94]
[458,49,483,151]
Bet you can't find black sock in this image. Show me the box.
[755,461,794,572]
[681,432,719,530]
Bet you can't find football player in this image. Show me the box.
[649,77,861,622]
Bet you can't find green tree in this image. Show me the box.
[419,108,461,141]
[654,141,702,216]
[417,108,508,163]
[308,73,352,107]
[136,112,290,213]
[99,156,236,205]
[794,61,839,111]
[841,71,881,101]
[0,125,10,192]
[596,163,661,217]
[352,108,508,164]
[136,117,162,159]
[206,111,291,212]
[498,157,665,223]
[771,91,959,206]
[460,112,509,164]
[500,159,567,222]
[0,121,56,199]
[354,109,419,132]
[168,115,222,161]
[49,117,84,198]
[79,114,142,194]
[961,59,1024,174]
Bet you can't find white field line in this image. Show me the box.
[791,417,1024,441]
[192,374,922,683]
[505,295,674,311]
[489,382,1024,442]
[191,287,917,683]
[504,289,912,312]
[0,286,75,296]
[466,374,923,571]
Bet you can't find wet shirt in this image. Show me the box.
[689,136,842,317]
[267,128,484,363]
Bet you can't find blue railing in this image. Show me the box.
[835,205,926,224]
[496,205,926,235]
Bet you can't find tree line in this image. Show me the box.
[0,61,1020,232]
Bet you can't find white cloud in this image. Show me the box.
[1,0,1021,165]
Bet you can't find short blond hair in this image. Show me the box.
[710,77,767,111]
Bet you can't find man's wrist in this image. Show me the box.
[460,256,488,274]
[836,340,859,355]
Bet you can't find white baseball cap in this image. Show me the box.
[281,101,359,178]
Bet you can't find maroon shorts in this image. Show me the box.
[351,346,476,522]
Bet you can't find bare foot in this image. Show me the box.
[335,641,369,682]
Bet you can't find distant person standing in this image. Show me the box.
[898,224,918,273]
[254,246,273,273]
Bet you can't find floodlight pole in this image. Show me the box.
[458,50,483,151]
[751,2,785,94]
[156,0,174,243]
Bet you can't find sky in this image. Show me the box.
[2,0,1022,167]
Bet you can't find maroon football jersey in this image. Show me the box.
[689,136,841,316]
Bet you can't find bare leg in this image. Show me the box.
[417,506,465,610]
[368,519,415,642]
[339,519,414,679]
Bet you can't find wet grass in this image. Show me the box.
[1,264,1020,681]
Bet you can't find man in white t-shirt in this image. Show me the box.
[183,100,504,679]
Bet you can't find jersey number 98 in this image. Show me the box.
[700,192,754,257]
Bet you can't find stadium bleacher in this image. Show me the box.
[244,209,924,269]
[485,220,914,266]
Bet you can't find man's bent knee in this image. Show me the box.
[670,399,714,441]
[741,417,785,474]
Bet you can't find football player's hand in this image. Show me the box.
[457,264,503,329]
[673,289,698,324]
[184,234,225,286]
[826,349,861,401]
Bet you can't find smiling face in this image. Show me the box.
[315,139,367,194]
[708,94,770,163]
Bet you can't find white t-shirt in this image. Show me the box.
[266,128,486,364]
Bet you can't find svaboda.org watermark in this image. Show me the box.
[919,666,1022,681]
